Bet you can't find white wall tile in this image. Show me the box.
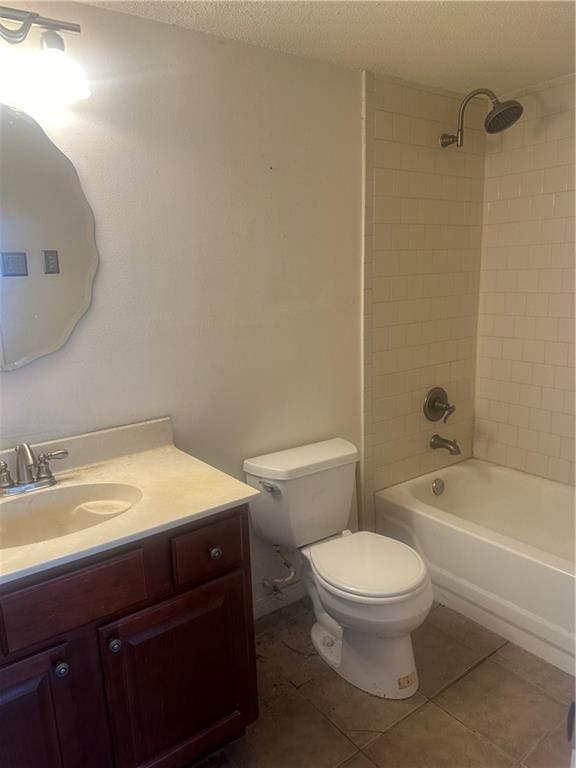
[474,76,575,484]
[367,74,574,501]
[365,74,480,498]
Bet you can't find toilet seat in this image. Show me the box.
[309,531,427,600]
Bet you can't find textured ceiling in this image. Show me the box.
[92,1,575,93]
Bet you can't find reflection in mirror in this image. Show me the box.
[0,104,98,370]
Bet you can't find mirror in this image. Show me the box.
[0,105,98,370]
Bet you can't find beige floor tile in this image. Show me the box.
[256,655,296,705]
[492,644,575,704]
[524,720,573,768]
[255,610,330,689]
[412,620,484,697]
[191,749,239,767]
[254,608,287,636]
[254,597,314,638]
[299,667,426,734]
[428,604,507,656]
[435,660,566,760]
[365,701,515,768]
[226,687,357,768]
[346,731,381,749]
[274,603,318,656]
[337,752,378,768]
[279,596,315,622]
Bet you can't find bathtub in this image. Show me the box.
[375,459,575,674]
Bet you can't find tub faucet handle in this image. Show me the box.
[424,387,456,424]
[442,403,456,423]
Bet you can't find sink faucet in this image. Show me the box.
[15,443,37,484]
[430,434,461,455]
[0,444,69,497]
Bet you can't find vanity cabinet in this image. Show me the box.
[0,644,73,768]
[100,571,253,768]
[0,506,258,768]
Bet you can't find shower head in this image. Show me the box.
[440,88,524,148]
[484,99,523,134]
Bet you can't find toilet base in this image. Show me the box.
[311,621,419,699]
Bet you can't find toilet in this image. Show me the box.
[243,438,433,699]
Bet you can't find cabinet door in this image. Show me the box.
[99,570,255,768]
[0,645,69,768]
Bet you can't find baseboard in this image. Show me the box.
[252,579,307,619]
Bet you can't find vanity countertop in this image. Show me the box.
[0,422,259,586]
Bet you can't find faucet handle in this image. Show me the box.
[36,449,69,481]
[0,460,14,489]
[39,450,69,461]
[424,387,456,424]
[442,403,456,424]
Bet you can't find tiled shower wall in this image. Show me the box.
[363,73,485,526]
[474,75,575,485]
[363,73,575,525]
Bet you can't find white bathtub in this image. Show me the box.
[376,459,575,674]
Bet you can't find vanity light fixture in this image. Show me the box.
[0,5,90,109]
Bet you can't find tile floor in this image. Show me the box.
[193,598,574,768]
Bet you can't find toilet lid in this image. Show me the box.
[309,531,427,598]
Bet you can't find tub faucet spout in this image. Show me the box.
[430,434,461,455]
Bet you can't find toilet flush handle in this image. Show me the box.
[259,480,281,495]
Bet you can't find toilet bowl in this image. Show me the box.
[243,438,433,699]
[301,530,433,698]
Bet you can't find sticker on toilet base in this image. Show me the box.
[398,671,416,690]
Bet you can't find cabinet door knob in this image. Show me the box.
[209,546,223,560]
[54,661,70,678]
[108,637,123,653]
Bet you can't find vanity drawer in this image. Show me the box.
[172,515,244,587]
[0,550,147,654]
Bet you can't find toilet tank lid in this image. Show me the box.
[243,438,359,480]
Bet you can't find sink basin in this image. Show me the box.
[0,483,142,548]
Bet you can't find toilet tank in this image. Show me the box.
[243,438,359,548]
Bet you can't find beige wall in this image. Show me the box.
[363,72,485,524]
[0,3,362,613]
[475,76,575,484]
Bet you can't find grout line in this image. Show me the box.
[432,646,571,765]
[279,623,431,757]
[431,692,522,765]
[516,720,560,766]
[429,640,509,700]
[489,656,576,708]
[332,750,363,768]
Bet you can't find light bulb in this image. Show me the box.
[0,47,34,110]
[0,31,90,112]
[34,47,91,107]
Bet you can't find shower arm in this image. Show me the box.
[440,88,498,148]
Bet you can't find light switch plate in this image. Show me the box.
[44,250,60,274]
[1,252,28,277]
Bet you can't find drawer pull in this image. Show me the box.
[172,515,243,587]
[108,637,123,653]
[54,661,70,678]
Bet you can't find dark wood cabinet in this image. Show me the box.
[0,506,257,768]
[0,645,69,768]
[100,571,252,768]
